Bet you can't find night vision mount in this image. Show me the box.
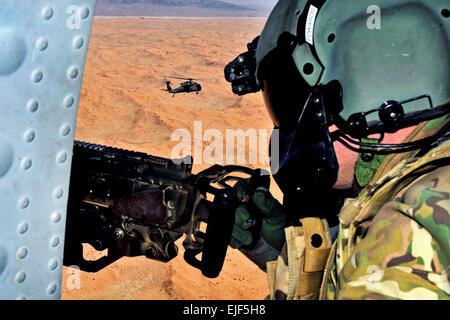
[224,36,261,96]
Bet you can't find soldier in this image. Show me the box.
[228,0,449,299]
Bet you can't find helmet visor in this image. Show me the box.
[259,49,311,133]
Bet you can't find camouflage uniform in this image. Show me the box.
[267,116,450,300]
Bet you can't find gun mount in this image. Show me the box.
[64,141,259,278]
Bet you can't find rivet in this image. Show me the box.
[53,187,64,199]
[31,69,43,83]
[27,100,39,113]
[64,95,75,108]
[50,212,61,223]
[56,151,67,164]
[50,236,60,248]
[67,66,79,80]
[80,7,90,19]
[73,36,84,49]
[21,158,32,170]
[60,124,71,137]
[23,130,35,143]
[316,111,323,120]
[0,246,7,276]
[17,222,29,235]
[0,28,27,75]
[41,6,53,20]
[16,247,28,260]
[47,283,58,295]
[14,270,26,284]
[0,138,14,178]
[18,197,30,209]
[48,259,58,271]
[36,37,48,51]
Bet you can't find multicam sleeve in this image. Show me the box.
[335,165,450,300]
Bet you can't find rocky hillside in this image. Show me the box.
[96,0,249,10]
[94,0,273,17]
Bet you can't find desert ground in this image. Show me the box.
[62,17,278,300]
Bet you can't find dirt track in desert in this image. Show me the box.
[61,17,278,300]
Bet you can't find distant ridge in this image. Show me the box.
[94,0,273,17]
[96,0,251,10]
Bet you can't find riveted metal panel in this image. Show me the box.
[0,0,96,300]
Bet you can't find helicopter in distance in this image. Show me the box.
[162,76,203,97]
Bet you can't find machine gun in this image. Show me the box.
[64,141,266,278]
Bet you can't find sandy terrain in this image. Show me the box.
[62,17,277,300]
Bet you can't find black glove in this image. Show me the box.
[229,174,287,271]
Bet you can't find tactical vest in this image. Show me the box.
[266,118,450,300]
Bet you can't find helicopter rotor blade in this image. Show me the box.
[164,76,208,81]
